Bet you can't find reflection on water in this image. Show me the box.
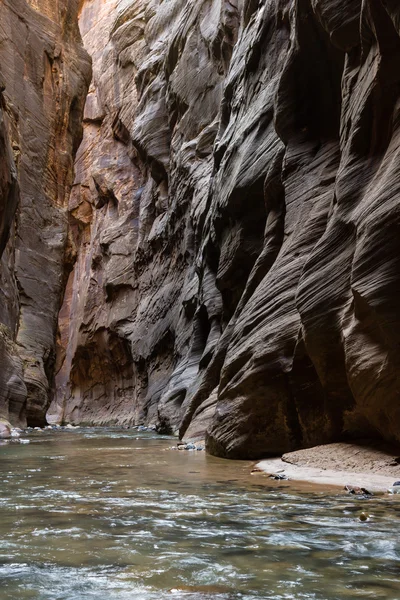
[0,428,399,599]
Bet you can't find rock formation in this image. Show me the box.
[2,0,400,459]
[0,0,90,426]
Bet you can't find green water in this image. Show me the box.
[0,428,399,599]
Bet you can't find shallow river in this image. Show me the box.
[0,428,399,600]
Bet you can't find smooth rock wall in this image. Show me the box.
[48,0,239,427]
[205,0,400,457]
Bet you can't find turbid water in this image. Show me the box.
[0,428,399,600]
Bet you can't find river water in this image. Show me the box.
[0,428,399,600]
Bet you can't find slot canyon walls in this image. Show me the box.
[48,0,240,427]
[2,0,400,459]
[49,0,400,457]
[0,0,90,426]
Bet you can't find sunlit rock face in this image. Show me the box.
[47,0,142,425]
[0,0,90,426]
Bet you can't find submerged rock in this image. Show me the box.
[176,442,205,452]
[344,485,373,497]
[270,474,289,481]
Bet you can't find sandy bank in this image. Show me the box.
[256,441,400,494]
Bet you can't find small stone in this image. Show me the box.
[359,512,369,522]
[185,443,196,450]
[0,422,11,439]
[270,473,288,480]
[345,485,372,496]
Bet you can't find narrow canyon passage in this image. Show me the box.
[2,0,400,460]
[45,0,400,459]
[1,0,400,597]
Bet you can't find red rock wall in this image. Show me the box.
[48,0,142,425]
[0,0,90,426]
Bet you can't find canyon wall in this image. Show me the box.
[48,0,400,458]
[0,0,90,426]
[2,0,400,459]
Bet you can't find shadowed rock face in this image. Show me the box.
[2,0,400,458]
[0,0,91,426]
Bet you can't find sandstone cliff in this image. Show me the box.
[2,0,400,460]
[49,0,400,457]
[0,0,90,426]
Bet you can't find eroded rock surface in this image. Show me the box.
[48,0,240,427]
[49,0,400,457]
[2,0,400,459]
[0,0,90,426]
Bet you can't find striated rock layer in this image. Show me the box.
[0,0,90,426]
[46,0,400,459]
[2,0,399,459]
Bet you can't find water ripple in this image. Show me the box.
[0,428,399,600]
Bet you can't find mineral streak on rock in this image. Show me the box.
[0,0,91,426]
[2,0,400,459]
